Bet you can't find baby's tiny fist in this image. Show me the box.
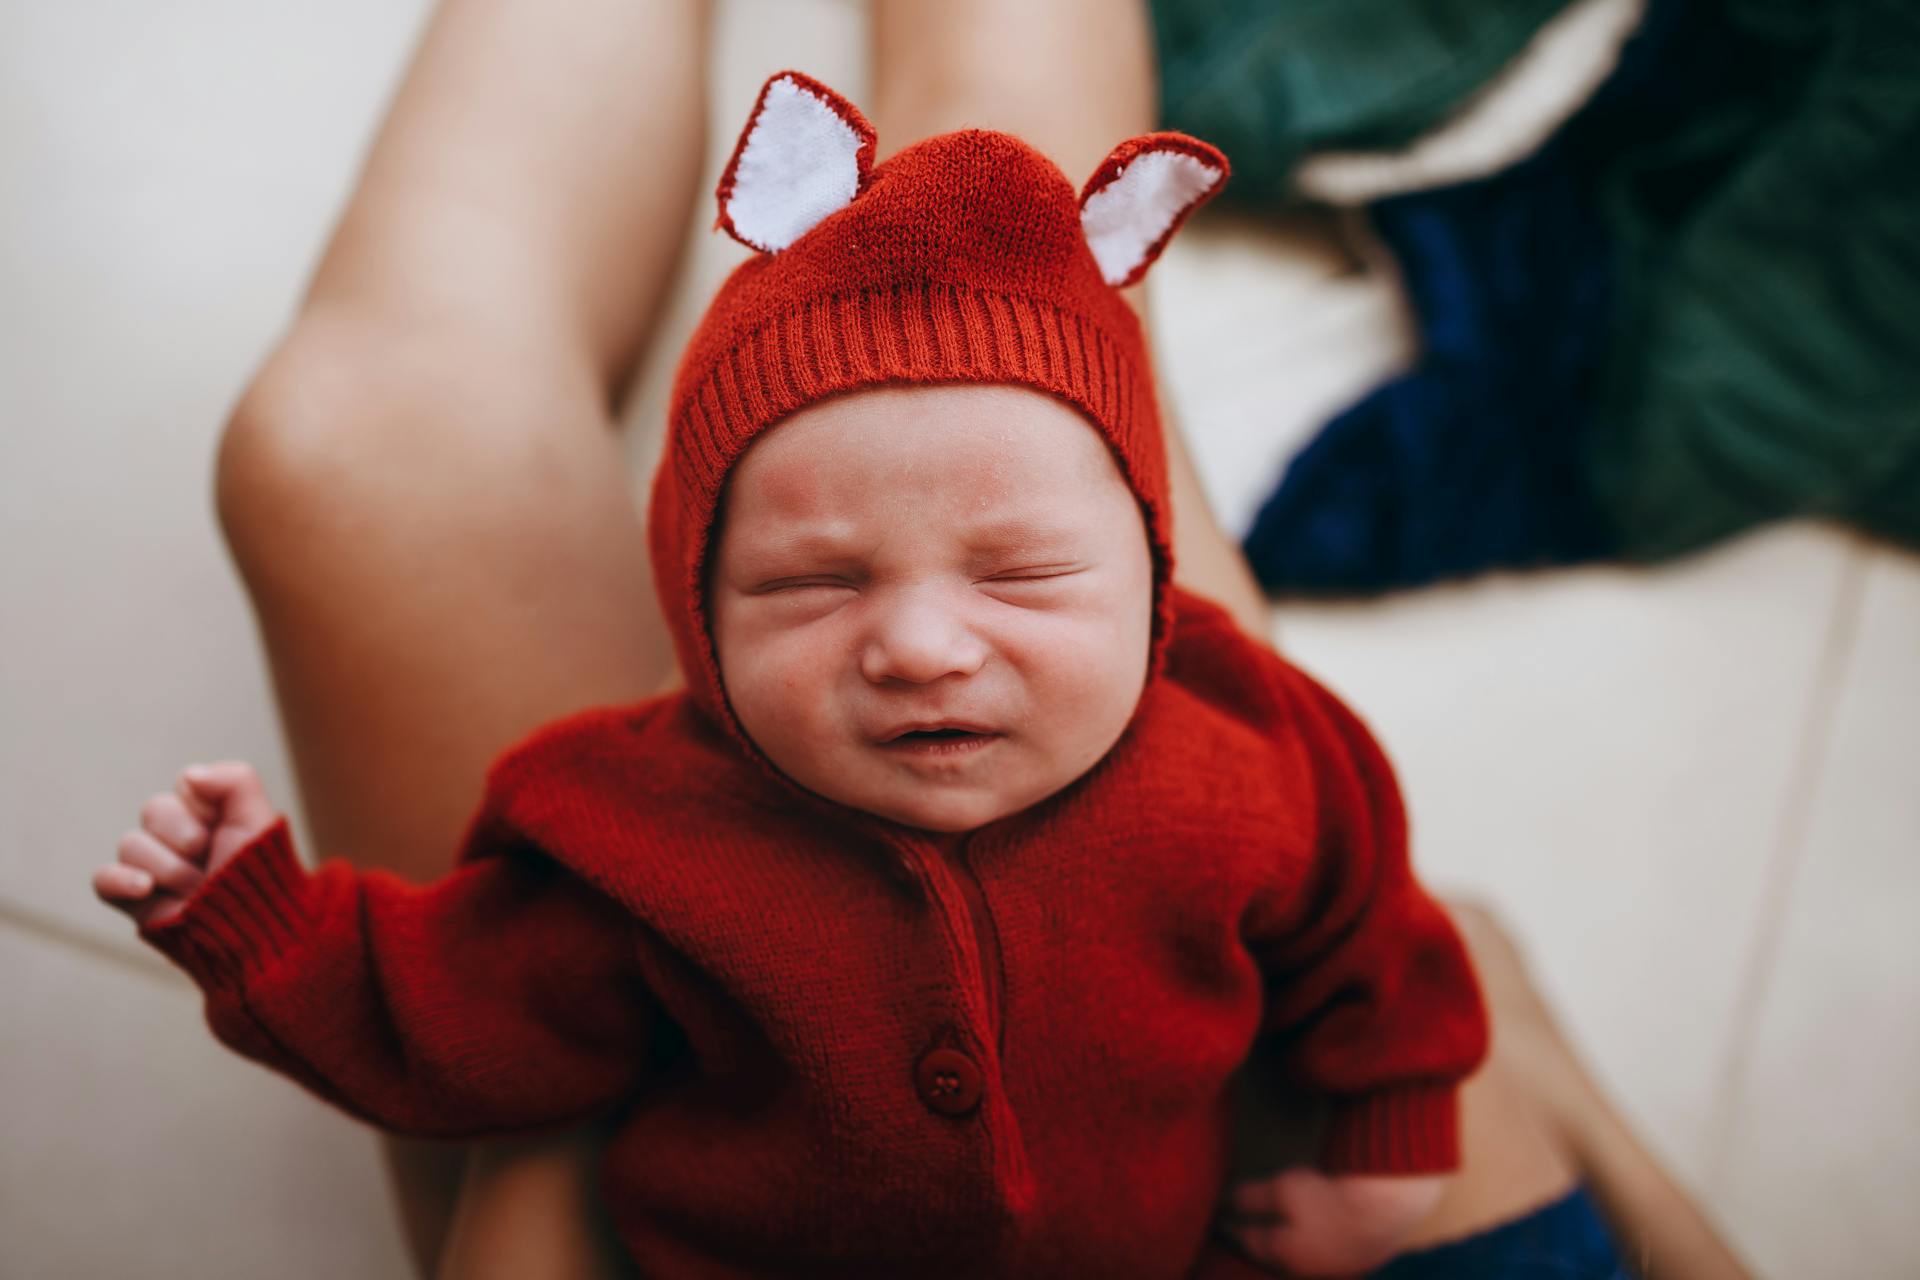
[93,760,281,930]
[176,760,280,882]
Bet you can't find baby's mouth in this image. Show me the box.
[878,721,999,743]
[875,723,1004,756]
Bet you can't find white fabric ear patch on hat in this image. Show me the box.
[722,76,866,253]
[1081,149,1223,287]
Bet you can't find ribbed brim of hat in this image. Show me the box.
[669,281,1157,510]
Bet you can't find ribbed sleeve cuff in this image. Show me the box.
[1318,1082,1460,1175]
[137,815,313,994]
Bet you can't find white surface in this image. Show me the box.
[1703,549,1920,1279]
[0,925,411,1279]
[4,0,1916,1276]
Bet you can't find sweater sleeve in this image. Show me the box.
[1243,661,1490,1177]
[136,814,655,1139]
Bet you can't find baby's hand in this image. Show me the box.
[1218,1168,1449,1276]
[92,761,281,928]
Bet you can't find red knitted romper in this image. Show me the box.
[140,71,1487,1279]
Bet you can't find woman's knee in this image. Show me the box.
[213,318,418,566]
[212,314,608,582]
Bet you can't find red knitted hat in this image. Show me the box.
[649,70,1228,756]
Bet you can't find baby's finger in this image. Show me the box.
[180,759,260,800]
[173,768,218,824]
[117,829,206,897]
[93,863,155,903]
[181,761,276,832]
[139,792,210,861]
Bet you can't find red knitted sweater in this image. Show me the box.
[138,586,1486,1277]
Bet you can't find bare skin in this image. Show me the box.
[710,385,1158,835]
[131,0,1759,1275]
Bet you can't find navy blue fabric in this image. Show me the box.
[1240,0,1712,593]
[1240,159,1619,592]
[1369,1186,1629,1279]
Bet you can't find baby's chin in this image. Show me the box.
[836,777,1043,836]
[857,792,1012,835]
[813,738,1119,835]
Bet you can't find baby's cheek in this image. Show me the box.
[1017,643,1133,776]
[756,645,850,745]
[1050,625,1144,715]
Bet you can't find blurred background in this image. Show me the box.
[3,0,1915,1275]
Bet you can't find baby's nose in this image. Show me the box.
[858,591,988,685]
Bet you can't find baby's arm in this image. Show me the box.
[1221,659,1488,1273]
[95,762,655,1138]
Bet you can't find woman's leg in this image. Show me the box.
[212,1,709,1274]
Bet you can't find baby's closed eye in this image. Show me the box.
[758,577,858,593]
[978,564,1088,585]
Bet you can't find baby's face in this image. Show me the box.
[710,384,1155,833]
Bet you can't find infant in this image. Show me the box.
[96,72,1486,1278]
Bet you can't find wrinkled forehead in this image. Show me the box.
[712,383,1141,552]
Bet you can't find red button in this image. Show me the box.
[915,1048,983,1116]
